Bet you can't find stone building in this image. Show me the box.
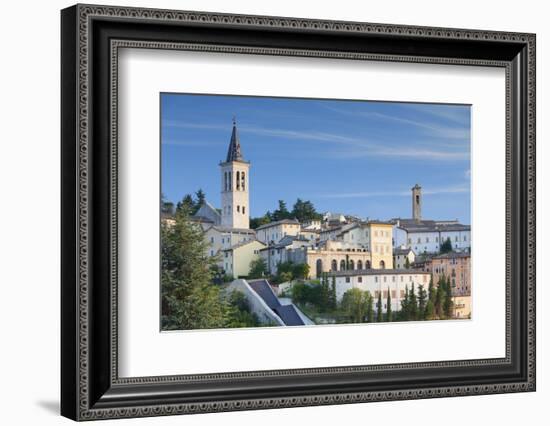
[255,219,301,245]
[392,186,471,254]
[430,252,471,297]
[329,269,431,312]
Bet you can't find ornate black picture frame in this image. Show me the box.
[61,4,536,421]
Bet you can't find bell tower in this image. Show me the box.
[412,184,422,221]
[220,118,250,229]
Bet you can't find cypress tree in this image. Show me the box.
[386,287,392,322]
[435,275,445,318]
[367,292,374,323]
[428,276,436,304]
[376,291,383,322]
[443,275,454,319]
[330,275,337,310]
[401,285,409,321]
[417,284,427,320]
[409,283,418,320]
[424,300,435,320]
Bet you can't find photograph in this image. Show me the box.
[160,94,472,331]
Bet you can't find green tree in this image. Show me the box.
[279,271,293,283]
[225,291,260,328]
[250,213,272,229]
[249,257,268,278]
[386,287,392,322]
[161,207,227,330]
[400,285,410,321]
[435,275,446,318]
[428,276,436,305]
[291,198,322,222]
[341,288,369,323]
[440,237,453,254]
[329,276,337,310]
[366,292,374,323]
[409,284,418,320]
[272,200,291,221]
[161,193,175,215]
[424,300,435,320]
[443,276,454,319]
[176,194,195,215]
[376,291,383,322]
[404,257,411,269]
[322,273,331,310]
[194,189,206,213]
[293,263,310,280]
[417,284,427,319]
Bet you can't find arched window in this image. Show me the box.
[349,260,355,270]
[365,260,371,269]
[241,171,246,191]
[236,171,240,190]
[316,259,323,277]
[228,171,232,191]
[379,260,386,269]
[340,260,346,271]
[224,172,228,191]
[331,259,338,271]
[237,205,240,213]
[242,206,246,214]
[357,260,363,270]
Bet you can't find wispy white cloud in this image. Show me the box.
[163,120,469,161]
[322,106,470,141]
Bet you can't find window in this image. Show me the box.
[400,290,405,298]
[436,237,439,242]
[228,171,232,190]
[331,260,338,271]
[340,260,346,270]
[375,277,378,283]
[236,171,240,190]
[391,290,397,298]
[210,250,214,256]
[243,206,246,214]
[383,276,387,282]
[210,237,214,243]
[455,236,459,242]
[408,238,411,244]
[241,171,245,190]
[224,252,228,258]
[237,205,240,212]
[358,276,363,283]
[379,260,385,269]
[383,291,388,298]
[392,276,395,282]
[365,260,371,269]
[349,260,355,270]
[417,237,421,244]
[345,277,351,283]
[374,230,378,237]
[357,260,363,270]
[409,276,412,282]
[464,235,467,241]
[426,237,429,243]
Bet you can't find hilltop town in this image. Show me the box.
[161,120,472,328]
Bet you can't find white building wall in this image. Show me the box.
[334,272,431,313]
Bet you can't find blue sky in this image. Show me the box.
[161,94,471,224]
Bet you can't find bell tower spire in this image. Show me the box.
[220,118,250,229]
